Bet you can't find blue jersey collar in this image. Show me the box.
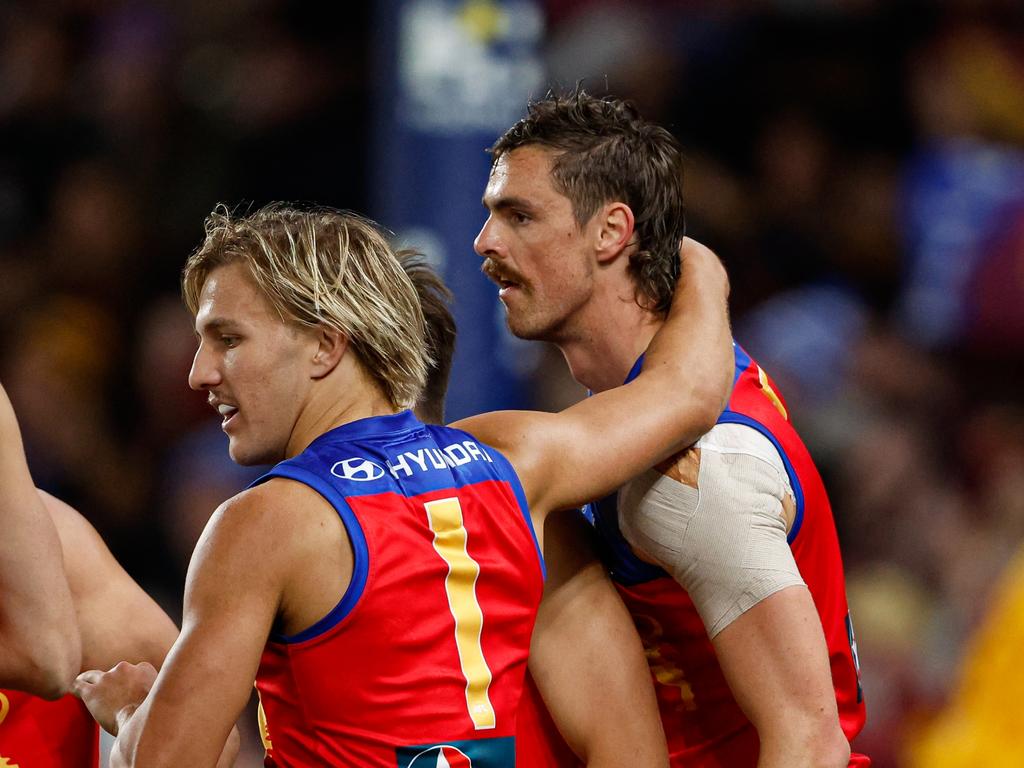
[304,409,421,449]
[627,343,745,388]
[624,354,645,384]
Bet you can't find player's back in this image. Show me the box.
[253,410,544,767]
[0,689,100,767]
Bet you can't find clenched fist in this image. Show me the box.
[73,660,157,736]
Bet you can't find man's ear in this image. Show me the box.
[594,201,636,264]
[311,326,348,379]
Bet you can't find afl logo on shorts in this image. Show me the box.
[331,457,385,482]
[404,745,472,768]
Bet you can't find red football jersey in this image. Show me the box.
[252,412,545,767]
[0,689,100,767]
[579,346,869,767]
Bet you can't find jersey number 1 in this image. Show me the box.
[425,497,496,730]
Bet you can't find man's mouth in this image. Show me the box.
[211,399,239,427]
[482,260,525,296]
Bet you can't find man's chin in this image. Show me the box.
[228,442,277,467]
[506,313,555,342]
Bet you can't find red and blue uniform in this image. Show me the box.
[535,344,868,767]
[0,689,100,767]
[252,411,545,767]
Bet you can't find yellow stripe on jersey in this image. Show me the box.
[425,497,496,730]
[757,365,789,421]
[255,687,273,754]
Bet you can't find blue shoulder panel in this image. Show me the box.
[714,411,806,543]
[585,495,670,586]
[250,462,371,644]
[733,343,753,384]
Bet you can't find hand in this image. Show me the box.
[73,660,157,736]
[679,237,730,301]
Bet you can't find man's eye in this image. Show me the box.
[221,336,240,348]
[511,211,530,224]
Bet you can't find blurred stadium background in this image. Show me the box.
[2,0,1023,765]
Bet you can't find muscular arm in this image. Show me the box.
[47,490,240,765]
[456,238,733,514]
[529,511,668,767]
[626,426,849,768]
[76,485,295,766]
[41,490,179,672]
[0,385,80,698]
[713,588,850,768]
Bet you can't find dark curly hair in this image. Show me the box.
[490,89,685,315]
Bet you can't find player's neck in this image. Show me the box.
[556,291,663,394]
[285,358,397,458]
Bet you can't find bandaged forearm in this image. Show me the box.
[619,424,805,638]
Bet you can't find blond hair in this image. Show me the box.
[182,204,429,409]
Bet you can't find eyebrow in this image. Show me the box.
[195,317,238,336]
[481,195,538,214]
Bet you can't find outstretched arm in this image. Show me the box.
[457,238,733,514]
[529,511,668,767]
[0,385,80,698]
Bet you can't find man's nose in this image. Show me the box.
[474,216,502,260]
[188,342,221,392]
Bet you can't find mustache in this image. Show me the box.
[481,258,526,286]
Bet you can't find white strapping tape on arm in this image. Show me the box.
[618,423,805,638]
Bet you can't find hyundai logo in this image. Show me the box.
[331,458,385,482]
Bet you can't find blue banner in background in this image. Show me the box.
[372,0,545,421]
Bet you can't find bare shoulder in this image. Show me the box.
[451,410,554,461]
[203,477,353,638]
[451,410,562,514]
[199,478,348,574]
[213,477,334,528]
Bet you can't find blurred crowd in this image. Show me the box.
[2,1,1022,765]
